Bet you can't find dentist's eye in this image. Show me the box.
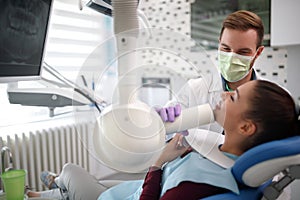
[230,95,234,101]
[222,47,231,52]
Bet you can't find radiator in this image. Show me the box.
[0,122,92,191]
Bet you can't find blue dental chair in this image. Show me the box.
[203,136,300,200]
[99,136,300,199]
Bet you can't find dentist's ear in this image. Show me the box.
[254,46,265,60]
[250,46,264,67]
[256,46,264,57]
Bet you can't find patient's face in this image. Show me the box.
[214,81,254,133]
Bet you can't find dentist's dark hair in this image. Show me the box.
[243,80,299,151]
[220,10,264,48]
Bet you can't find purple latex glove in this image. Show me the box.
[156,104,189,137]
[157,104,181,122]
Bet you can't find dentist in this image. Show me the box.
[159,10,264,133]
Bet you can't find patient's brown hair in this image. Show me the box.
[243,80,299,151]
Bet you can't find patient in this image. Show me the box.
[27,80,300,200]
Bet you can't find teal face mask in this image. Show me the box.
[217,51,253,82]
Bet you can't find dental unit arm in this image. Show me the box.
[93,0,216,172]
[94,103,215,172]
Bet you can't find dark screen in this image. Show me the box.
[0,0,52,81]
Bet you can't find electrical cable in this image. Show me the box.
[42,62,106,113]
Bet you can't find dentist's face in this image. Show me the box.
[214,80,255,133]
[0,0,49,62]
[219,28,263,69]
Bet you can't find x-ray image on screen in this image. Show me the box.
[0,0,52,81]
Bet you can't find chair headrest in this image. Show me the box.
[232,136,300,187]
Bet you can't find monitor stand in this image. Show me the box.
[7,82,92,117]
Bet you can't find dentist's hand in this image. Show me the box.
[156,104,181,122]
[153,133,190,168]
[156,104,189,136]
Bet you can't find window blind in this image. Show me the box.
[44,0,113,83]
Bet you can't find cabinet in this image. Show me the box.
[271,0,300,46]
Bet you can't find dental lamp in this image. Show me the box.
[92,0,216,172]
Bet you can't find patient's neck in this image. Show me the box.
[220,144,243,156]
[220,134,245,156]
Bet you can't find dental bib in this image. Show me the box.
[185,128,235,168]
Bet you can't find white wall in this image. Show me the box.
[286,45,300,200]
[271,1,300,199]
[286,45,300,105]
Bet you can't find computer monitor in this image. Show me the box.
[0,0,53,83]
